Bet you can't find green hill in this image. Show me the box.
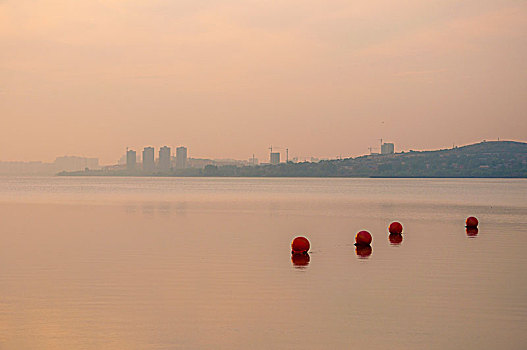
[200,141,527,178]
[346,141,527,178]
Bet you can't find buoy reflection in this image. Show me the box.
[291,253,310,268]
[355,245,372,259]
[466,227,479,237]
[389,233,403,245]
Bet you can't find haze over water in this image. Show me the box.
[0,177,526,349]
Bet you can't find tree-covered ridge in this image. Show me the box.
[198,141,527,178]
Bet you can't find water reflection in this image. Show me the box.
[142,203,156,217]
[355,246,372,259]
[291,253,310,268]
[0,178,525,349]
[466,227,479,237]
[123,202,188,217]
[389,233,403,245]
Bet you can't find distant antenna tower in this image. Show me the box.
[286,148,289,163]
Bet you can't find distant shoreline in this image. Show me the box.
[57,173,527,179]
[58,140,527,179]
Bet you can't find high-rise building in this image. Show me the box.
[270,152,280,165]
[142,147,155,172]
[381,143,395,154]
[176,146,188,169]
[158,146,171,171]
[126,149,136,170]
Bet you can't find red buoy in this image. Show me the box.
[355,245,372,258]
[388,221,403,235]
[355,230,372,246]
[466,216,479,228]
[291,253,310,267]
[389,233,403,245]
[291,236,310,254]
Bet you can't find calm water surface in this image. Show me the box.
[0,177,526,349]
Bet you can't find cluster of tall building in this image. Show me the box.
[124,142,395,172]
[126,146,187,172]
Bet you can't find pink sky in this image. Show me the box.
[1,0,526,164]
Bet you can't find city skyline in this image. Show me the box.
[47,140,526,178]
[0,137,524,167]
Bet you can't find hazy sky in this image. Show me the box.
[1,0,526,163]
